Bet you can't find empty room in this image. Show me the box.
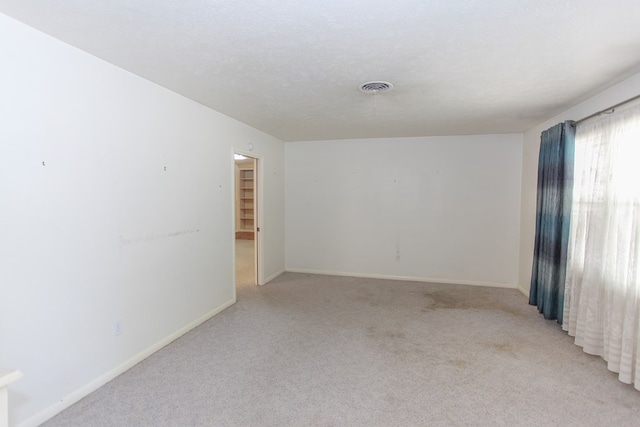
[1,1,640,426]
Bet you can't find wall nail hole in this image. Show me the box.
[42,161,45,166]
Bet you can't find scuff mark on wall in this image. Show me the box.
[119,228,201,247]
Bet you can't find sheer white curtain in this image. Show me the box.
[563,102,640,390]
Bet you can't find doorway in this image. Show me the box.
[233,152,260,291]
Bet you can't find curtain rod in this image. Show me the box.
[574,93,640,125]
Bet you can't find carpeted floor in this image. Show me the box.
[235,238,256,289]
[43,269,640,426]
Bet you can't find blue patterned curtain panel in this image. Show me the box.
[529,121,575,323]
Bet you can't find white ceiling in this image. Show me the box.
[2,0,640,141]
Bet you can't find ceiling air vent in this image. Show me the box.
[359,81,393,93]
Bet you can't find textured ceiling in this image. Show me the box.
[2,0,640,141]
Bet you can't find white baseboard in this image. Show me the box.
[262,268,285,285]
[285,268,517,290]
[18,298,236,427]
[517,285,530,298]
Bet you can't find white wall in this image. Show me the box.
[285,135,523,287]
[518,71,640,295]
[0,13,284,426]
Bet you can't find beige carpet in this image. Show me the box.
[235,238,255,288]
[43,273,640,426]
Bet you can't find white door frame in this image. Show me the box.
[232,148,264,288]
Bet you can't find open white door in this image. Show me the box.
[252,157,261,285]
[233,150,263,288]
